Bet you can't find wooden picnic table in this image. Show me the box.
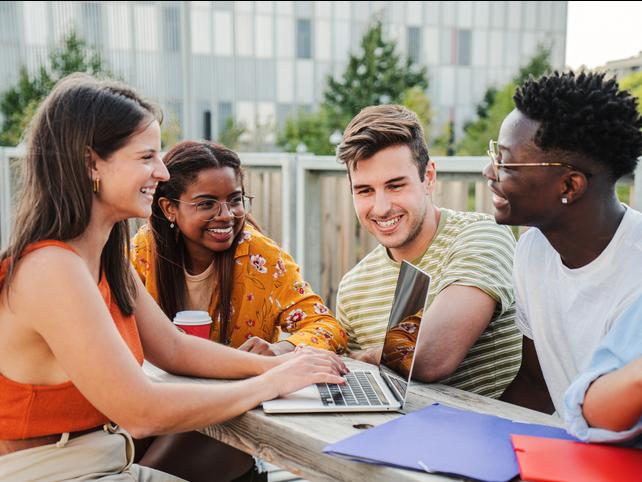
[144,359,561,482]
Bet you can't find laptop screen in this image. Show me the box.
[378,260,431,403]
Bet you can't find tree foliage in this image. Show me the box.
[401,86,433,140]
[457,45,553,155]
[277,109,334,155]
[619,71,642,116]
[217,117,246,151]
[457,83,518,155]
[278,20,431,155]
[161,112,182,150]
[323,20,429,131]
[0,30,113,146]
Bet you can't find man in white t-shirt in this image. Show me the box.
[482,71,642,416]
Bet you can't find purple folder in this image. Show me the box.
[323,403,575,482]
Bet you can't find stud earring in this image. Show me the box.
[561,197,568,204]
[93,178,100,193]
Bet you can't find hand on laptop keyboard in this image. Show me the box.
[262,348,347,399]
[347,346,382,365]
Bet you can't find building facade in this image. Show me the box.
[600,51,642,79]
[0,1,567,145]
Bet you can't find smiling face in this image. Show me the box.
[483,109,571,228]
[165,166,245,268]
[350,144,436,261]
[92,119,167,221]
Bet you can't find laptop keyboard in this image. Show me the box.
[316,371,390,407]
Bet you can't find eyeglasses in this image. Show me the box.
[487,140,590,181]
[170,194,253,221]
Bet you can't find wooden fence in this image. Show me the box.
[2,150,641,311]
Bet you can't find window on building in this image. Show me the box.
[407,26,421,63]
[213,1,233,10]
[0,2,18,42]
[163,6,181,52]
[218,102,233,136]
[203,110,212,140]
[457,29,471,66]
[296,19,312,59]
[82,2,104,46]
[214,11,233,55]
[134,4,158,52]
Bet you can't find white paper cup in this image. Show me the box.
[173,311,212,339]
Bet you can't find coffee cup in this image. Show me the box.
[173,311,212,339]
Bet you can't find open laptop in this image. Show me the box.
[263,260,431,413]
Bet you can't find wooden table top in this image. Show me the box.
[145,360,561,482]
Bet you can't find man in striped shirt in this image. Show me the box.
[335,105,522,398]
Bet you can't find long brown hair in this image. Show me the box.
[151,141,257,343]
[0,73,161,315]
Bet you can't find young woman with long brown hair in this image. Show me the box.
[0,74,346,481]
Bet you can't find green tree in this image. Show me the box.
[278,19,431,154]
[619,71,642,115]
[430,121,456,156]
[217,117,246,150]
[323,20,429,131]
[160,112,182,150]
[401,86,433,140]
[240,115,276,152]
[514,44,554,86]
[457,83,517,155]
[0,30,114,146]
[474,87,498,120]
[276,109,334,155]
[457,45,553,155]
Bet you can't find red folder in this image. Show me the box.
[512,434,642,482]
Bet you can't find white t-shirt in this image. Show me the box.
[514,206,642,416]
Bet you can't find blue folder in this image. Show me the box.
[323,403,576,482]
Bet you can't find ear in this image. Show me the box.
[158,197,178,222]
[86,147,100,180]
[560,171,589,205]
[423,159,437,195]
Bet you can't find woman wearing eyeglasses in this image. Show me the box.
[130,140,348,480]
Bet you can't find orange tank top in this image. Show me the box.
[0,241,144,440]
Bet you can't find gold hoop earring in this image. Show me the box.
[93,178,101,194]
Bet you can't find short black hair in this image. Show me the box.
[514,71,642,180]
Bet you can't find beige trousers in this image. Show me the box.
[0,424,186,482]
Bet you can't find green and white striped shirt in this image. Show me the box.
[336,209,522,398]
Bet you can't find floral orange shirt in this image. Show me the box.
[131,224,347,353]
[381,314,421,379]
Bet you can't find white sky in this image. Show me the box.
[566,1,642,69]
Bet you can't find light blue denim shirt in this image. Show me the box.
[564,295,642,445]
